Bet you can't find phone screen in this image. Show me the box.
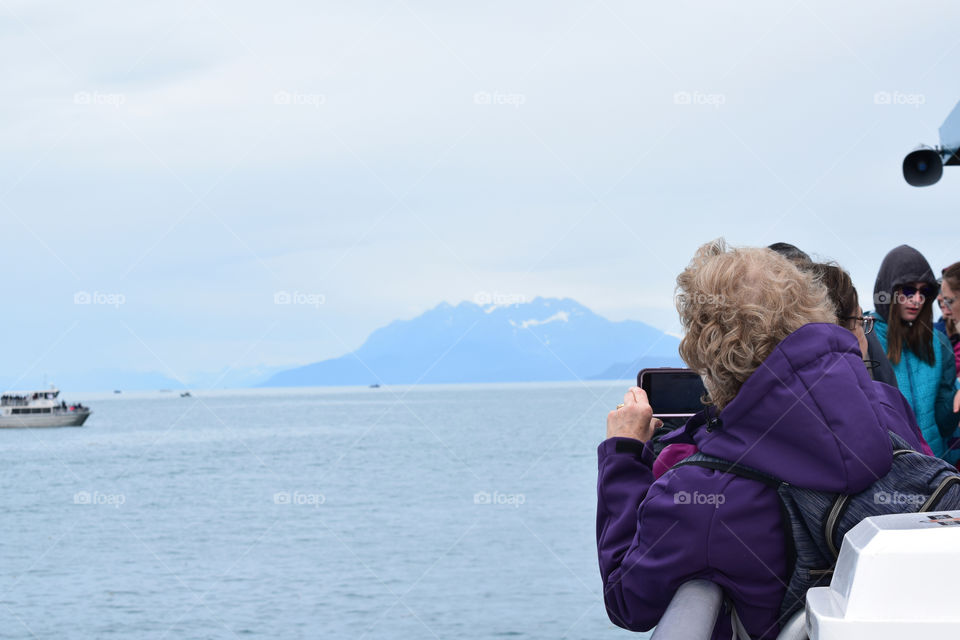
[637,368,706,418]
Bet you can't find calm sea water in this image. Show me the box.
[0,382,653,639]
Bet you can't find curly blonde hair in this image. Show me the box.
[675,239,836,409]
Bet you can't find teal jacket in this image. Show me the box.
[872,314,959,461]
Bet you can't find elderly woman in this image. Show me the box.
[597,240,925,639]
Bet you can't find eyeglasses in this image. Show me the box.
[898,284,935,299]
[844,315,875,335]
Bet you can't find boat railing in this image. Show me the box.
[650,580,806,640]
[650,580,722,640]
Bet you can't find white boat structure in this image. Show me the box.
[0,388,91,428]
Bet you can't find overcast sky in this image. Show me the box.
[3,0,960,386]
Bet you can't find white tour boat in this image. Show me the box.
[0,388,91,428]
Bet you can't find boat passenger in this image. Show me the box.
[870,245,960,462]
[768,242,898,388]
[597,239,927,639]
[937,263,960,373]
[808,262,933,454]
[649,257,933,480]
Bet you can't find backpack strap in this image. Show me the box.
[823,441,918,559]
[920,475,960,512]
[823,494,850,560]
[673,454,783,488]
[884,429,955,514]
[823,436,938,560]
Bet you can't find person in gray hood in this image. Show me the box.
[871,244,960,462]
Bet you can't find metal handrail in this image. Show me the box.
[651,580,723,640]
[650,581,808,640]
[776,611,806,640]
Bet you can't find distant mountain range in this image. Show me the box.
[8,298,682,392]
[7,366,287,393]
[261,297,683,387]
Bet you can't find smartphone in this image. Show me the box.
[636,368,706,419]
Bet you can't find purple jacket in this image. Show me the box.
[596,323,930,639]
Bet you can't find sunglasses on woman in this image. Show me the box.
[898,284,935,298]
[843,315,875,335]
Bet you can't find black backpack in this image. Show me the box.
[675,431,960,621]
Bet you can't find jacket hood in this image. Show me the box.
[663,323,893,492]
[873,244,938,321]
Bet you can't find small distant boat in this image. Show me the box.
[369,383,381,388]
[0,388,91,428]
[113,390,122,394]
[180,391,192,398]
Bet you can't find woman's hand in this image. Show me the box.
[606,387,662,442]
